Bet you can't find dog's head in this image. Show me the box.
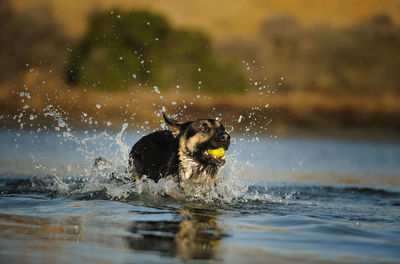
[163,113,230,168]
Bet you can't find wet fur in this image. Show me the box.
[129,114,230,184]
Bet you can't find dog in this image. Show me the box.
[128,113,230,184]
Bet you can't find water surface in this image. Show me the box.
[1,128,400,263]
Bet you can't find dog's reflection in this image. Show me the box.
[125,207,228,260]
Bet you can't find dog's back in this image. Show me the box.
[129,130,179,182]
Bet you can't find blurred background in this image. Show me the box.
[1,0,400,138]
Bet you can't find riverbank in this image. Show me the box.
[1,80,400,140]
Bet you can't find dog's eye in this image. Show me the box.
[200,125,210,133]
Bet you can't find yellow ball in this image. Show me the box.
[207,147,226,158]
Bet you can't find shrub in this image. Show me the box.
[66,10,247,93]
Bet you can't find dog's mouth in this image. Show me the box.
[202,148,226,165]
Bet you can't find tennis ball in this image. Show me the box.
[207,147,225,158]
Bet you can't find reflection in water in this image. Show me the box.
[126,207,228,260]
[0,213,83,263]
[0,194,230,262]
[0,213,83,242]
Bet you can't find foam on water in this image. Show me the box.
[2,103,257,205]
[2,130,282,209]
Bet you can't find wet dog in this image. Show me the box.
[129,113,230,184]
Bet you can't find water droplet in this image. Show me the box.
[198,67,202,72]
[96,104,101,109]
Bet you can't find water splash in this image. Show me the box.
[1,111,262,205]
[1,70,285,206]
[10,108,253,204]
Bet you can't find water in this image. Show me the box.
[1,128,400,263]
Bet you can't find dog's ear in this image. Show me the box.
[163,113,189,137]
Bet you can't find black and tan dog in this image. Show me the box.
[128,113,230,184]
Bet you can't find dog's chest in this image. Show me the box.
[178,155,218,184]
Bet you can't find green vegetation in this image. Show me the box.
[66,10,247,93]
